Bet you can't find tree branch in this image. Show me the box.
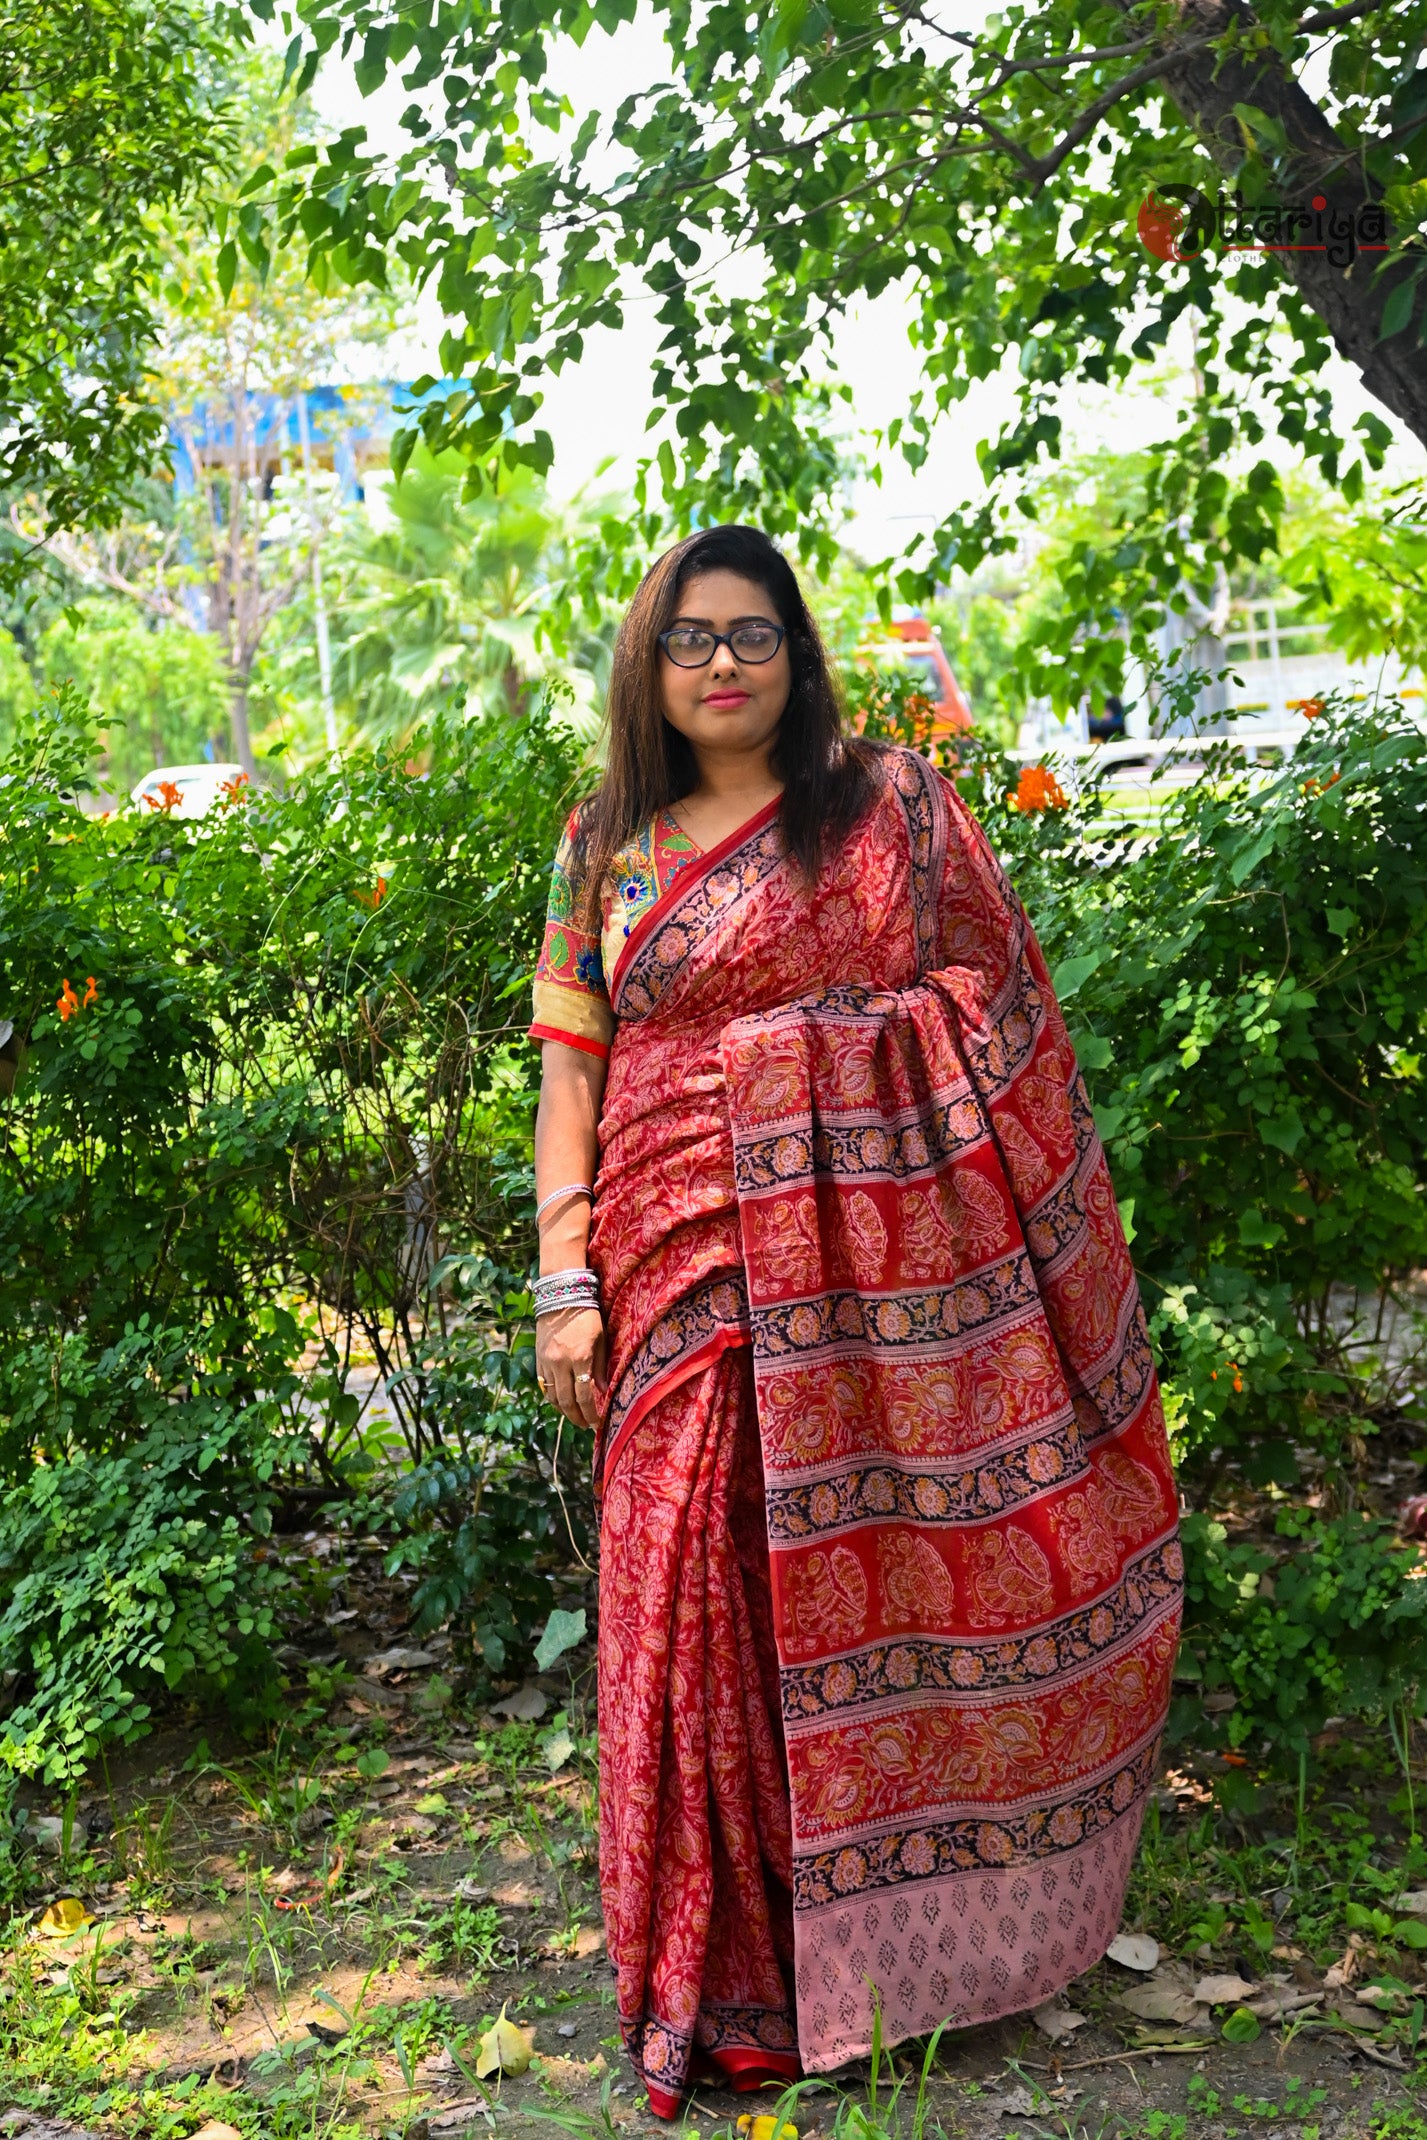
[1297,0,1382,30]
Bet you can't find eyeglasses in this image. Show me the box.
[658,623,786,668]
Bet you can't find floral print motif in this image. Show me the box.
[529,807,701,1056]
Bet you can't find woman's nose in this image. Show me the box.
[708,636,740,677]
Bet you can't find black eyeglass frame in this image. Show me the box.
[657,623,787,669]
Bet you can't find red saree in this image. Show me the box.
[585,749,1182,2114]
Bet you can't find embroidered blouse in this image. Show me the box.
[529,807,703,1058]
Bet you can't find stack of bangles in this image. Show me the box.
[533,1267,601,1319]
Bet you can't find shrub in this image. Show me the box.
[0,689,585,1768]
[0,1321,296,1781]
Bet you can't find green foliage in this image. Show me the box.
[0,686,584,1764]
[260,0,1426,701]
[953,694,1427,1755]
[40,598,230,793]
[0,1322,292,1783]
[1282,483,1427,677]
[0,0,226,570]
[1177,1507,1427,1755]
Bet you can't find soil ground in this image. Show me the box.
[4,1538,1426,2140]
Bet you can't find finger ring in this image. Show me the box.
[576,1372,592,1385]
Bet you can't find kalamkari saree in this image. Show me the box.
[530,748,1182,2116]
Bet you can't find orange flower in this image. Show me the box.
[357,876,389,910]
[144,778,184,813]
[1290,697,1325,720]
[56,978,80,1022]
[1009,764,1068,813]
[82,977,98,1008]
[219,772,249,804]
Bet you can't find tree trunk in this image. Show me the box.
[228,671,256,779]
[1156,0,1427,447]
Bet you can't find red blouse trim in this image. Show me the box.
[528,1022,611,1061]
[609,793,782,1001]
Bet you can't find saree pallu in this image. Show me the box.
[589,749,1182,2111]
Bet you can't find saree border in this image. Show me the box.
[790,1722,1163,1910]
[777,1532,1183,1723]
[610,794,783,1008]
[763,1405,1088,1542]
[885,748,949,978]
[599,1271,751,1489]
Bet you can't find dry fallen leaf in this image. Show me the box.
[1194,1973,1257,2005]
[1332,1997,1385,2030]
[1395,1891,1427,1919]
[190,2122,245,2140]
[489,1682,548,1723]
[1106,1932,1160,1972]
[474,2002,536,2079]
[1246,1990,1323,2022]
[37,1896,94,1938]
[1032,2002,1091,2041]
[1130,2027,1216,2053]
[1117,1984,1203,2024]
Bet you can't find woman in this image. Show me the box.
[529,526,1181,2117]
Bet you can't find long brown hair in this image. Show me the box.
[574,525,882,927]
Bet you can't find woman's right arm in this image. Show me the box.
[534,1039,609,1430]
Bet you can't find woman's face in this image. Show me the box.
[658,569,792,765]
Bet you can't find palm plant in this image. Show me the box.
[282,450,617,748]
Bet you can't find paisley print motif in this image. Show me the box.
[573,749,1181,2108]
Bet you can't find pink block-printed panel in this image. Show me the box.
[796,1807,1143,2070]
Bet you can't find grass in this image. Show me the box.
[10,1622,1427,2140]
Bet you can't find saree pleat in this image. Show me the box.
[586,750,1182,2105]
[599,1350,800,2113]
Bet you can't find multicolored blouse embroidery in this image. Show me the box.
[530,808,702,1058]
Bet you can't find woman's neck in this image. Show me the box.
[669,747,783,850]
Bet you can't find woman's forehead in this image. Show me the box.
[671,567,781,622]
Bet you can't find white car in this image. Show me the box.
[131,763,248,819]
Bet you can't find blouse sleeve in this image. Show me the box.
[529,814,614,1060]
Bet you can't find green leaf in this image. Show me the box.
[215,241,238,302]
[541,1727,575,1774]
[1394,1919,1427,1950]
[1051,950,1104,1002]
[1380,276,1417,342]
[1260,1110,1304,1156]
[1222,2007,1261,2045]
[390,425,417,484]
[1238,1205,1285,1248]
[534,1607,586,1671]
[1072,1030,1113,1071]
[357,1747,390,1779]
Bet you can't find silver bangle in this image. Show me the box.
[534,1267,601,1319]
[536,1182,594,1223]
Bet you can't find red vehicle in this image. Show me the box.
[888,615,973,736]
[855,614,973,741]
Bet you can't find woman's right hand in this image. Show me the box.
[536,1305,608,1429]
